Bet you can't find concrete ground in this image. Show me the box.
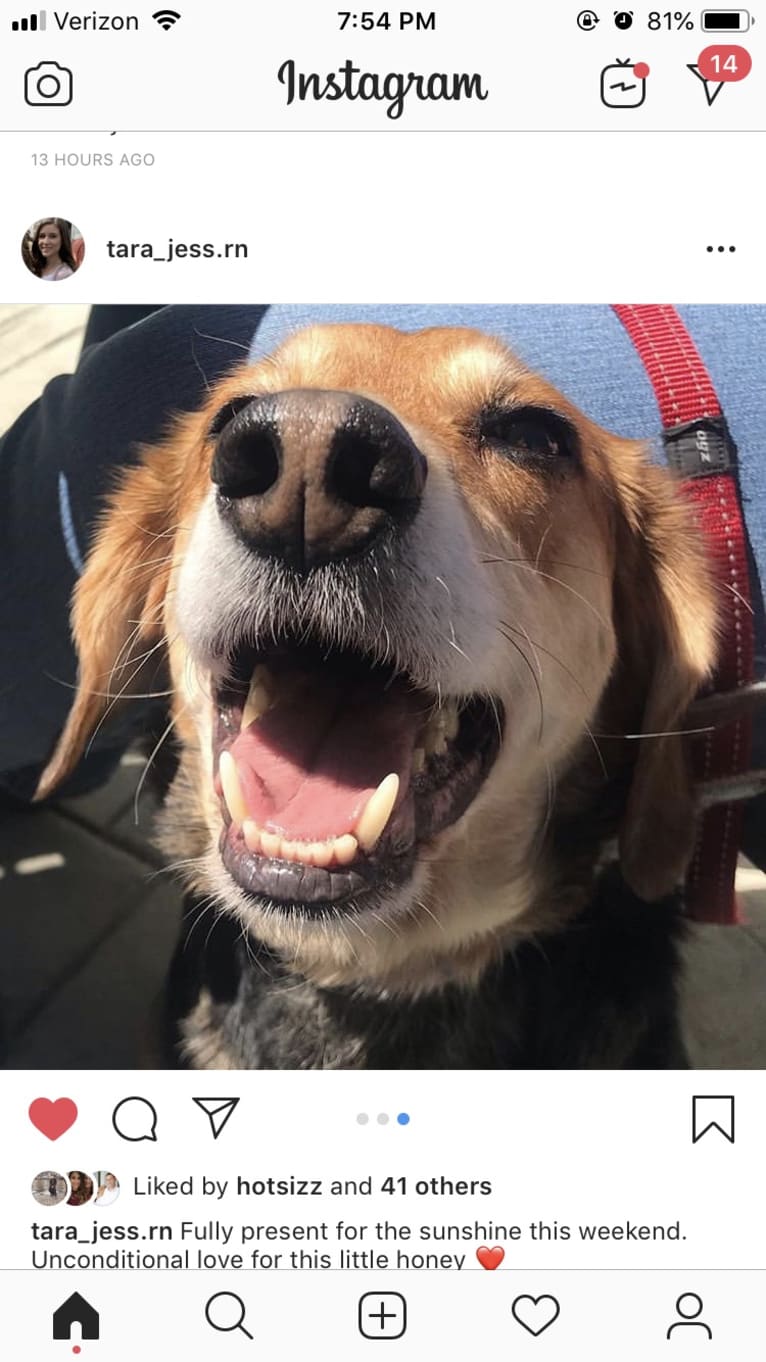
[0,305,764,1070]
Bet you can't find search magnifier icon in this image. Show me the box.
[205,1292,254,1341]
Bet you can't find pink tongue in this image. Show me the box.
[229,676,417,841]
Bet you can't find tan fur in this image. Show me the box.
[179,990,240,1069]
[37,324,720,993]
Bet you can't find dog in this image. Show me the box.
[38,321,738,1068]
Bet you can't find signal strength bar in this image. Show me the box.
[11,9,47,29]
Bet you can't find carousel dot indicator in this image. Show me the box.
[377,1112,390,1125]
[397,1112,410,1125]
[356,1113,369,1125]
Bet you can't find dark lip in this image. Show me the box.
[220,821,415,916]
[211,641,503,917]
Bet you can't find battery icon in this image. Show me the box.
[701,9,751,29]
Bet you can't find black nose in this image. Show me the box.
[211,389,427,571]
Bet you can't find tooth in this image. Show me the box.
[412,747,425,775]
[332,834,359,865]
[308,841,334,868]
[260,830,282,859]
[243,819,262,854]
[219,750,248,825]
[281,840,301,862]
[444,704,459,741]
[355,773,399,853]
[241,666,274,730]
[423,723,446,757]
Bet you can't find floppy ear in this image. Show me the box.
[610,463,719,901]
[35,459,175,801]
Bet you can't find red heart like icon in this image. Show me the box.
[476,1245,505,1270]
[28,1097,78,1141]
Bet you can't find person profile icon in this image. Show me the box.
[666,1293,712,1339]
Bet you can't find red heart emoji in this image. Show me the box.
[476,1245,505,1270]
[28,1097,78,1141]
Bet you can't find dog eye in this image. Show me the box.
[208,395,257,439]
[478,406,578,466]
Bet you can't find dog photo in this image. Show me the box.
[1,304,764,1070]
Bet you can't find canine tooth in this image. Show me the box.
[219,750,248,825]
[444,704,460,741]
[423,724,447,757]
[243,819,262,854]
[332,834,359,865]
[355,773,400,853]
[241,677,273,731]
[260,830,282,859]
[411,747,426,775]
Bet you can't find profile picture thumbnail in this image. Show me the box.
[93,1171,120,1208]
[31,1170,68,1207]
[21,217,85,281]
[66,1170,94,1206]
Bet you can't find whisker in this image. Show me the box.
[721,580,755,616]
[42,672,174,701]
[497,626,545,742]
[133,704,186,822]
[191,327,251,353]
[481,554,609,579]
[534,523,553,572]
[84,635,170,757]
[593,726,716,739]
[498,620,592,704]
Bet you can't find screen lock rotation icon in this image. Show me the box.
[600,57,649,107]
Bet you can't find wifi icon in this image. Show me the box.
[152,8,180,29]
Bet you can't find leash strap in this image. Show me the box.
[612,304,754,923]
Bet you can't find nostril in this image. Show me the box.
[208,394,258,440]
[328,403,427,510]
[212,409,282,499]
[329,427,386,508]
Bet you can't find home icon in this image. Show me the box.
[52,1292,100,1340]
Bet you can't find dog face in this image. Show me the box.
[39,324,718,990]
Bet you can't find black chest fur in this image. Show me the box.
[165,867,686,1069]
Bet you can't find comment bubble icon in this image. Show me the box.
[112,1096,159,1142]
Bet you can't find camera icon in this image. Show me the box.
[24,61,73,106]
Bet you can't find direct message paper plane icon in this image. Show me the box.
[192,1097,240,1139]
[687,63,725,106]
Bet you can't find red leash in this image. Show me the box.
[612,304,754,923]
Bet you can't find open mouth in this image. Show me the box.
[211,639,503,914]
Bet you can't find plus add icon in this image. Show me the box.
[358,1292,407,1340]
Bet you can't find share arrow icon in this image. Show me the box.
[192,1097,240,1139]
[687,64,725,106]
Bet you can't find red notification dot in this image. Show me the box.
[698,45,751,82]
[633,62,650,79]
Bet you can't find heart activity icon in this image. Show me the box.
[511,1294,561,1336]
